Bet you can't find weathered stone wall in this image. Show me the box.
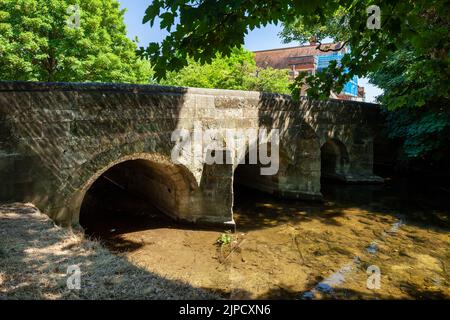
[0,81,382,226]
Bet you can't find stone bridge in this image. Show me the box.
[0,82,383,227]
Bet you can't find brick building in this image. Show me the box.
[253,41,365,101]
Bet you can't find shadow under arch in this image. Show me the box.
[320,138,350,181]
[232,124,322,203]
[64,151,198,227]
[232,140,281,230]
[232,138,283,195]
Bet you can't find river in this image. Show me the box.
[81,177,450,299]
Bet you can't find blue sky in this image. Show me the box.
[118,0,381,102]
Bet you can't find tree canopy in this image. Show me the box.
[141,0,448,104]
[160,47,290,94]
[0,0,152,83]
[370,48,450,161]
[282,2,449,161]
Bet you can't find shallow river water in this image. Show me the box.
[81,178,450,299]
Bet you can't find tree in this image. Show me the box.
[280,4,450,161]
[141,0,448,103]
[160,47,290,94]
[249,66,291,94]
[280,2,449,164]
[279,7,350,47]
[370,48,450,162]
[0,0,152,83]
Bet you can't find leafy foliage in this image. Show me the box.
[385,107,450,161]
[282,0,449,106]
[370,49,449,110]
[140,0,313,80]
[141,0,449,104]
[371,48,450,160]
[160,47,290,94]
[0,0,152,82]
[279,7,351,45]
[216,232,233,246]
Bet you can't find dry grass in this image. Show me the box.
[0,203,219,300]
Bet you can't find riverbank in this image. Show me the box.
[0,203,218,299]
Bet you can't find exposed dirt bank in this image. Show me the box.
[0,203,218,300]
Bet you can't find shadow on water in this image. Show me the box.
[78,172,450,300]
[233,177,450,233]
[320,177,450,231]
[233,183,345,230]
[261,282,450,300]
[82,172,450,254]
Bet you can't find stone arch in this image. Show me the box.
[231,122,323,201]
[320,138,350,180]
[232,139,284,195]
[61,151,198,226]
